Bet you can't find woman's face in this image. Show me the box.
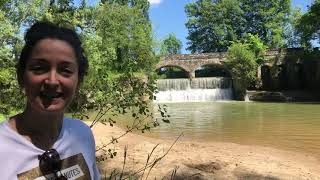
[22,38,79,113]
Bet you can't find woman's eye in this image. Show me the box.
[60,68,74,75]
[29,66,47,74]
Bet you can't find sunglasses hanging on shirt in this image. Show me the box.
[38,149,67,180]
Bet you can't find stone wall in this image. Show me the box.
[261,48,320,92]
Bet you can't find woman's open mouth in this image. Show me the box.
[40,92,64,99]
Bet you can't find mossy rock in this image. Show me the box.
[248,91,287,102]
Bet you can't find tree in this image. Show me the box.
[243,33,268,64]
[160,33,182,55]
[90,2,155,73]
[0,9,24,114]
[226,43,258,84]
[101,0,150,20]
[296,0,320,47]
[240,0,290,48]
[185,0,290,53]
[225,42,258,100]
[185,0,243,53]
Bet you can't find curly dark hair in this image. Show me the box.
[16,21,88,86]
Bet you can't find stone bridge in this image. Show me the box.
[156,49,302,79]
[156,53,228,78]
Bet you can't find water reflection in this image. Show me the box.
[152,102,320,158]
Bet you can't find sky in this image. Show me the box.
[148,0,316,54]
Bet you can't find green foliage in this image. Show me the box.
[243,34,268,64]
[160,33,182,55]
[226,42,258,85]
[240,0,290,48]
[92,2,156,73]
[185,0,243,53]
[0,113,4,121]
[185,0,290,53]
[296,0,320,47]
[0,9,25,114]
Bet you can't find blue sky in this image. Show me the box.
[149,0,315,54]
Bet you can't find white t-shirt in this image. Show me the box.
[0,117,100,180]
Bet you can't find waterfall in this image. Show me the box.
[155,77,233,102]
[157,79,190,91]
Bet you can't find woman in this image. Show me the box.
[0,22,100,179]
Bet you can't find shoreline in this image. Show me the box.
[91,123,320,179]
[146,132,320,161]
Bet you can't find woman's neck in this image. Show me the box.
[10,107,64,150]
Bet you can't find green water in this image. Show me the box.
[151,102,320,158]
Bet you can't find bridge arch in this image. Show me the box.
[156,63,195,78]
[156,65,189,78]
[156,64,190,73]
[156,53,227,78]
[194,63,231,78]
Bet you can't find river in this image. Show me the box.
[151,101,320,159]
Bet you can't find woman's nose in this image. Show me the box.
[44,70,59,86]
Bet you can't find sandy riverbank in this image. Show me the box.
[91,123,320,180]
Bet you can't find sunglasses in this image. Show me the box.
[38,149,67,180]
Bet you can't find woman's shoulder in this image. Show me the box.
[0,119,10,135]
[0,119,13,134]
[62,117,95,145]
[0,119,7,127]
[63,117,92,133]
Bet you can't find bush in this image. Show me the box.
[226,42,258,84]
[226,42,258,100]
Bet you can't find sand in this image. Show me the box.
[91,123,320,180]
